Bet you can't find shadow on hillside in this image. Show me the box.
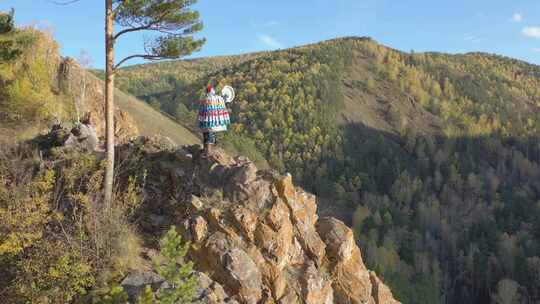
[315,122,402,226]
[310,120,540,304]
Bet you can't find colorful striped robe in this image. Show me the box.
[197,92,231,132]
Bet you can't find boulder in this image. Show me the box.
[232,207,258,241]
[76,123,99,151]
[187,195,204,213]
[121,269,164,301]
[369,272,402,304]
[191,216,208,243]
[317,217,376,304]
[316,217,355,263]
[193,272,240,304]
[201,233,263,304]
[121,269,239,304]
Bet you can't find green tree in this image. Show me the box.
[139,226,197,304]
[0,9,22,62]
[137,286,156,304]
[103,0,206,207]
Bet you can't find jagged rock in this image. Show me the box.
[179,216,212,244]
[193,272,240,304]
[299,262,334,304]
[134,145,400,304]
[121,269,238,304]
[316,217,355,262]
[200,233,263,304]
[254,221,293,267]
[275,174,326,266]
[121,269,164,301]
[38,122,100,152]
[317,217,376,304]
[232,207,258,241]
[76,123,99,151]
[191,215,208,242]
[188,195,204,213]
[369,272,401,304]
[230,162,258,186]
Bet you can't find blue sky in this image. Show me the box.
[2,0,539,68]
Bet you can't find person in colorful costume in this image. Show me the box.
[198,84,231,156]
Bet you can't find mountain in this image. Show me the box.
[112,37,540,304]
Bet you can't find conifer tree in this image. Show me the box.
[0,9,22,62]
[103,0,205,207]
[137,226,197,304]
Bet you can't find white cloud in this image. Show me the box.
[258,34,283,49]
[523,26,540,38]
[533,48,540,53]
[512,13,523,22]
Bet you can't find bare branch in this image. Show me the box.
[113,25,154,40]
[114,54,161,69]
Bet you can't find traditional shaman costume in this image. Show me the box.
[198,85,231,154]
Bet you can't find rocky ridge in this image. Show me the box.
[121,139,400,304]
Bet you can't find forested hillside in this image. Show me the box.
[113,37,540,304]
[0,25,72,131]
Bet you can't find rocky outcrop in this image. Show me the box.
[58,58,138,143]
[121,268,239,304]
[129,142,400,304]
[37,122,99,152]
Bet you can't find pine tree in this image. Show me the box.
[0,9,22,62]
[137,286,155,304]
[103,0,206,207]
[138,226,198,304]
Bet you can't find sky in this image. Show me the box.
[2,0,539,68]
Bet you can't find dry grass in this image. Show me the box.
[114,89,200,146]
[0,122,48,143]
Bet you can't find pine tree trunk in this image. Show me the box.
[104,0,115,209]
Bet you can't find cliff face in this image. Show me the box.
[126,141,400,304]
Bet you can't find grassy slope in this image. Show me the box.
[339,46,444,134]
[0,89,200,146]
[113,88,200,146]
